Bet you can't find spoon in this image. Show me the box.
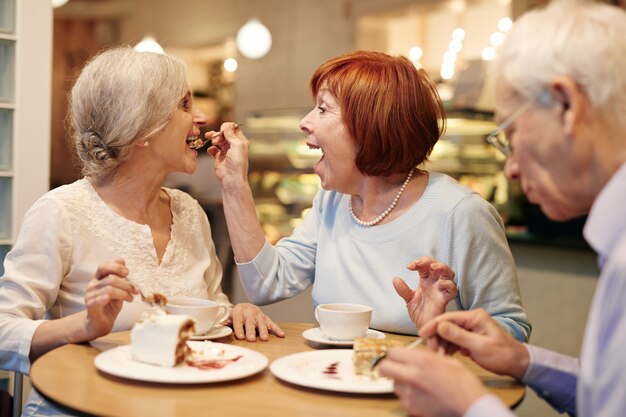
[186,124,243,150]
[370,337,425,370]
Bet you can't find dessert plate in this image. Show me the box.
[302,327,385,347]
[270,349,393,394]
[94,342,267,384]
[189,325,233,341]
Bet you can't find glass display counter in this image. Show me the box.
[244,109,587,249]
[245,110,320,243]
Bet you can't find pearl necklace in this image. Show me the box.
[349,167,415,227]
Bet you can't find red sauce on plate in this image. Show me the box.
[187,355,243,370]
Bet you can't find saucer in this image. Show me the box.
[302,327,385,347]
[189,325,233,341]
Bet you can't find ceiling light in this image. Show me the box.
[452,28,465,42]
[236,19,272,59]
[52,0,70,8]
[498,17,513,32]
[482,47,496,61]
[134,36,165,54]
[490,32,505,47]
[224,58,238,72]
[409,46,423,61]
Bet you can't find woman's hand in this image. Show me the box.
[30,259,136,361]
[393,256,458,329]
[379,347,490,417]
[83,259,136,340]
[228,303,286,342]
[207,122,249,191]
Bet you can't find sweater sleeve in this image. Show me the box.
[236,191,322,305]
[448,193,531,342]
[0,195,72,374]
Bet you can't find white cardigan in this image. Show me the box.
[0,178,229,375]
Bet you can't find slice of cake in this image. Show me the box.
[353,337,406,377]
[130,311,196,367]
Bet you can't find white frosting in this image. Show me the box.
[130,313,195,367]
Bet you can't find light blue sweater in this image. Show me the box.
[238,172,530,341]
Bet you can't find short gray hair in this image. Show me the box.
[497,0,626,118]
[69,46,189,177]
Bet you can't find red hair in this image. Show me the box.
[310,51,446,176]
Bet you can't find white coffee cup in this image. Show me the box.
[166,297,229,335]
[314,303,372,341]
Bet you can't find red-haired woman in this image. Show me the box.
[210,51,529,341]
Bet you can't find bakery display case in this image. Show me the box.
[244,108,587,248]
[243,108,506,242]
[424,112,508,207]
[245,110,320,243]
[428,110,587,248]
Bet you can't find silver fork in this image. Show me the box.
[370,337,425,369]
[125,277,165,309]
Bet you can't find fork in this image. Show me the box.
[187,124,243,150]
[125,277,165,309]
[370,337,425,369]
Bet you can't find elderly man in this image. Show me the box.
[379,1,626,417]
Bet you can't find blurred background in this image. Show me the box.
[3,1,622,416]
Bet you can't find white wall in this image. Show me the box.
[117,0,356,122]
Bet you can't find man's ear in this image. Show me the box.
[549,76,586,137]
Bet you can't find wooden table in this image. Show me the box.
[29,323,524,417]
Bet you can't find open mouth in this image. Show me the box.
[186,135,204,149]
[307,143,323,154]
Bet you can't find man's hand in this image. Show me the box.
[420,309,530,379]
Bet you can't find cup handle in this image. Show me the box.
[314,305,320,324]
[216,305,229,324]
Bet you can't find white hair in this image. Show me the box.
[496,0,626,118]
[69,46,189,177]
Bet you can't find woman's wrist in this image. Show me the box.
[220,179,251,196]
[65,311,95,344]
[30,312,93,361]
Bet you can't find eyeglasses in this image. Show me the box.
[486,99,536,157]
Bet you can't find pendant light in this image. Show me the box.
[236,19,272,59]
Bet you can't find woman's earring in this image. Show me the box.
[143,141,149,147]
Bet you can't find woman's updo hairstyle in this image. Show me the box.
[69,46,189,177]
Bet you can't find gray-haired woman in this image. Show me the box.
[0,46,283,416]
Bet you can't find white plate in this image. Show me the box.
[302,327,385,347]
[189,325,233,341]
[94,342,267,384]
[270,349,393,394]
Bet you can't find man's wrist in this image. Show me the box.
[510,342,531,379]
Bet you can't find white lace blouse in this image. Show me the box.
[0,178,229,374]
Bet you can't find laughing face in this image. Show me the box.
[150,90,201,175]
[299,87,361,193]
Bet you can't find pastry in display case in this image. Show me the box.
[424,112,508,208]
